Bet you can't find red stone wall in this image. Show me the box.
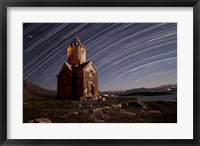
[75,70,84,97]
[57,66,72,98]
[57,63,98,100]
[83,70,98,97]
[68,45,86,66]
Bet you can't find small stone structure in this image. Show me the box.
[57,37,99,100]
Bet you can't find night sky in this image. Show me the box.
[23,23,177,91]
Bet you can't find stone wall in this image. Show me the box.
[57,65,72,98]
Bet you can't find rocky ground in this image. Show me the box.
[23,80,177,123]
[23,97,177,123]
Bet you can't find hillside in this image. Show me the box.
[23,80,56,101]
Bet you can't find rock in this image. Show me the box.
[128,101,140,107]
[60,115,68,119]
[149,110,161,114]
[97,97,105,101]
[34,118,52,123]
[94,119,104,122]
[123,111,136,116]
[120,109,136,116]
[111,104,122,108]
[92,109,97,112]
[89,105,93,108]
[78,104,82,107]
[122,103,128,107]
[92,108,99,112]
[82,110,89,114]
[73,112,79,115]
[28,120,34,123]
[91,108,103,113]
[89,109,94,113]
[142,105,148,109]
[101,106,110,110]
[128,101,146,109]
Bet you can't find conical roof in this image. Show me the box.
[68,37,85,48]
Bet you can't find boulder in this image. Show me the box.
[28,120,34,123]
[34,118,52,123]
[128,101,146,109]
[89,105,93,108]
[73,112,79,115]
[111,104,122,108]
[142,105,148,109]
[149,110,161,114]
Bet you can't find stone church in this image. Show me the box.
[57,37,99,100]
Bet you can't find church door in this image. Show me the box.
[88,82,94,96]
[91,84,94,95]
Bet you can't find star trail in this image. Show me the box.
[23,23,177,91]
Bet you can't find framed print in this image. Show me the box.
[0,0,200,145]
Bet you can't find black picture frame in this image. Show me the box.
[0,0,199,145]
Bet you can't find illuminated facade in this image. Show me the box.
[57,37,98,100]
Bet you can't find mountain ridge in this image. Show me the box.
[23,80,176,98]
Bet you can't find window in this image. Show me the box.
[89,70,93,77]
[67,47,72,57]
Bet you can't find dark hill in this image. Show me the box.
[23,80,56,101]
[100,84,177,96]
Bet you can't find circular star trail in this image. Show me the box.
[23,23,177,91]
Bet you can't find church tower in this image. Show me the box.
[67,37,86,66]
[57,37,99,101]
